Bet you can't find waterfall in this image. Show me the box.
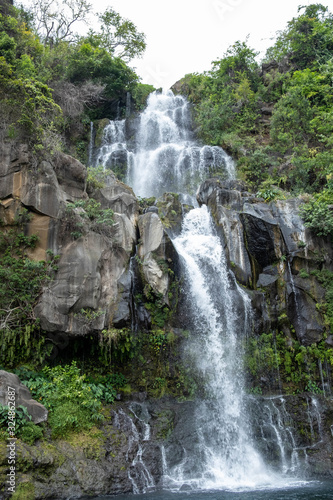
[163,204,274,489]
[96,89,235,201]
[96,89,310,493]
[113,406,155,494]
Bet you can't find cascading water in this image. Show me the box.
[163,204,275,489]
[95,90,235,201]
[96,89,311,493]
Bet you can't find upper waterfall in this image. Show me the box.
[95,89,235,200]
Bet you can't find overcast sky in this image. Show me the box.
[95,0,333,89]
[19,0,333,89]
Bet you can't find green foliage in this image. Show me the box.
[19,420,44,445]
[99,327,137,365]
[299,268,310,279]
[179,5,333,195]
[299,193,333,237]
[132,83,156,111]
[86,165,111,191]
[0,404,42,444]
[0,215,59,367]
[149,330,168,355]
[310,268,333,333]
[137,287,170,329]
[65,41,139,118]
[182,40,261,149]
[19,361,121,437]
[245,332,333,393]
[94,7,146,61]
[0,404,31,433]
[0,1,145,146]
[63,198,114,239]
[265,4,333,70]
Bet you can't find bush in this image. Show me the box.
[20,361,121,437]
[0,217,59,368]
[0,404,42,444]
[299,198,333,237]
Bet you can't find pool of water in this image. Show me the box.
[86,481,333,500]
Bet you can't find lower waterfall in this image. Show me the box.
[160,206,304,490]
[165,205,269,488]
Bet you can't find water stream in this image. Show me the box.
[164,205,274,490]
[96,90,317,494]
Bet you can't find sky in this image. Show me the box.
[19,0,333,89]
[93,0,333,89]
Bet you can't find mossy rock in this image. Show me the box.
[11,480,35,500]
[94,118,110,149]
[156,193,183,231]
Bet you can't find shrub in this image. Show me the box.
[299,198,333,237]
[0,217,59,368]
[20,361,121,437]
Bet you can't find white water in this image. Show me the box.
[98,90,309,493]
[165,205,275,490]
[113,406,155,494]
[96,89,235,200]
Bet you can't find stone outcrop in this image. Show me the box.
[197,179,333,346]
[0,371,48,424]
[138,212,176,303]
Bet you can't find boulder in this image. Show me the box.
[138,212,175,301]
[35,232,132,335]
[92,173,139,225]
[53,152,87,200]
[0,371,48,424]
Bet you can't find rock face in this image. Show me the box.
[138,212,172,301]
[0,139,179,338]
[197,179,333,346]
[0,371,48,424]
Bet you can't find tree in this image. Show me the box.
[89,7,146,61]
[27,0,92,47]
[265,4,333,70]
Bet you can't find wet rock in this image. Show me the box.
[257,273,278,288]
[196,178,332,346]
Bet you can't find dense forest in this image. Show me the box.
[1,1,333,493]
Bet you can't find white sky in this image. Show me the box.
[94,0,333,89]
[18,0,333,89]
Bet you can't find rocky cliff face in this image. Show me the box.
[0,138,180,342]
[1,137,333,496]
[197,178,332,347]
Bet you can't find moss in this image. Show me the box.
[11,481,35,500]
[155,410,174,440]
[64,427,105,460]
[94,118,110,148]
[119,383,132,395]
[156,193,183,230]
